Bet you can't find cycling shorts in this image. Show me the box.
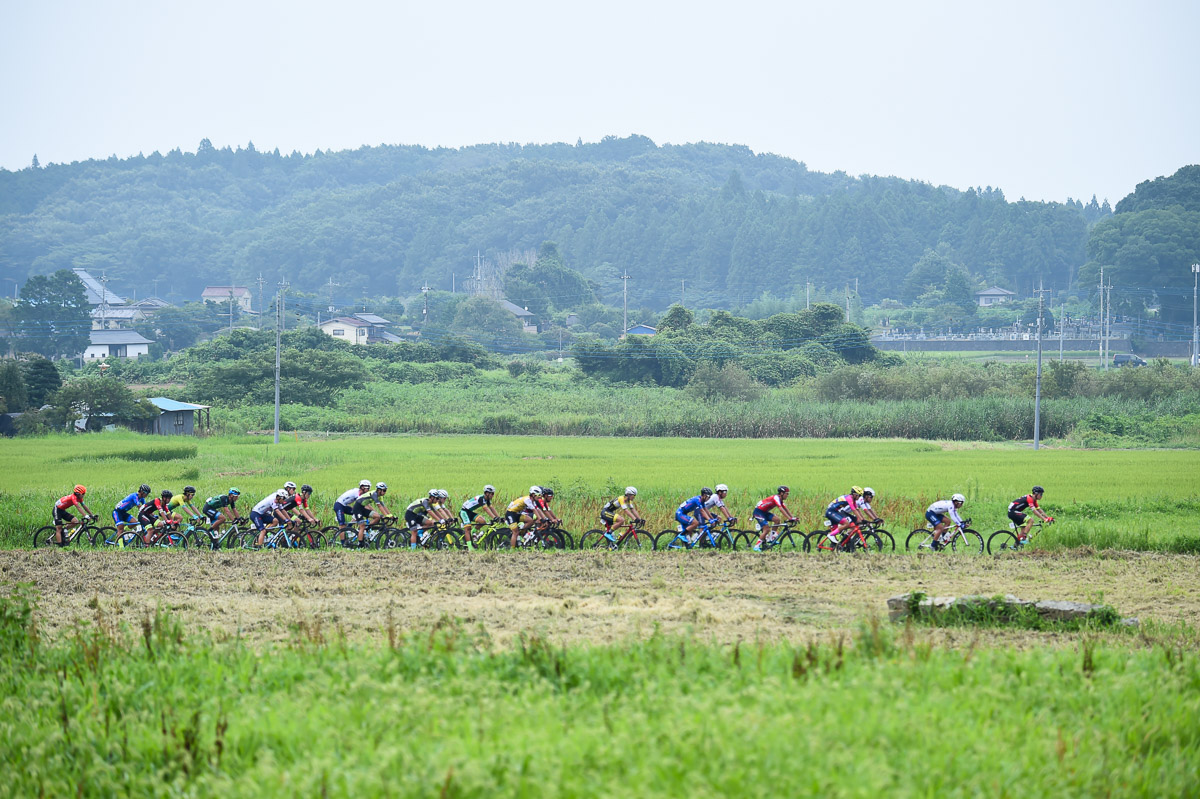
[112,508,134,525]
[504,510,528,525]
[249,510,273,531]
[675,509,699,526]
[404,510,427,530]
[333,501,352,525]
[752,508,774,525]
[53,505,75,524]
[459,508,479,525]
[1008,510,1027,525]
[600,510,616,525]
[825,509,851,526]
[925,510,945,527]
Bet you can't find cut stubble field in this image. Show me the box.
[7,548,1199,648]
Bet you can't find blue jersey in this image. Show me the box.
[115,492,144,513]
[678,496,705,515]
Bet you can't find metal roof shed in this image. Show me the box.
[146,397,212,436]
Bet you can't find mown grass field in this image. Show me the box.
[2,432,1198,551]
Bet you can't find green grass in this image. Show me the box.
[2,432,1199,551]
[2,587,1197,797]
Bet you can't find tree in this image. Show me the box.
[685,362,765,403]
[658,304,694,333]
[13,270,91,358]
[941,267,978,313]
[21,356,61,407]
[0,360,28,412]
[450,296,523,339]
[49,377,158,431]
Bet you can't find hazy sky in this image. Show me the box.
[2,0,1196,204]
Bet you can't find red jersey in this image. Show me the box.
[56,494,84,511]
[756,495,786,512]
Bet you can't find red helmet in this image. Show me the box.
[74,484,87,496]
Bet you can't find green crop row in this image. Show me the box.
[2,586,1197,797]
[2,433,1198,551]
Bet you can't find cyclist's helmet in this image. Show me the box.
[360,479,371,488]
[542,488,554,498]
[625,486,638,496]
[429,489,439,498]
[437,489,449,499]
[284,481,297,490]
[228,487,240,496]
[778,485,790,494]
[1032,485,1044,495]
[275,491,287,501]
[161,489,173,500]
[862,487,875,498]
[301,484,313,494]
[484,484,496,494]
[376,482,387,492]
[138,484,151,494]
[700,487,713,497]
[851,485,864,496]
[73,484,87,496]
[530,486,543,496]
[183,486,196,495]
[714,484,728,493]
[951,493,966,503]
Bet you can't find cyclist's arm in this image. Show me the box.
[483,503,499,519]
[79,501,95,518]
[779,501,795,521]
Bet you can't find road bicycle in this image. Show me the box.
[733,519,802,552]
[139,520,189,549]
[655,517,734,551]
[483,519,565,551]
[579,518,655,551]
[905,518,984,554]
[804,519,884,553]
[388,518,468,550]
[190,518,248,550]
[33,515,101,548]
[93,522,148,548]
[987,519,1052,554]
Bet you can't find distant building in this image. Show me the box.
[500,300,539,333]
[351,313,403,343]
[90,307,145,330]
[144,397,211,436]
[127,296,172,314]
[84,329,152,359]
[200,286,252,311]
[625,324,657,336]
[72,268,126,307]
[975,287,1017,307]
[318,316,370,345]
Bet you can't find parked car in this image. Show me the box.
[1112,354,1147,367]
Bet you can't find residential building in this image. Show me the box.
[84,330,152,359]
[318,316,370,345]
[351,313,403,343]
[90,307,145,330]
[975,287,1017,307]
[200,286,253,311]
[625,324,657,336]
[500,300,539,333]
[127,296,172,314]
[72,268,126,307]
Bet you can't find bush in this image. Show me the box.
[685,363,766,403]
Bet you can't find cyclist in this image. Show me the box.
[334,480,372,546]
[600,487,643,541]
[926,494,967,550]
[506,486,544,548]
[433,489,456,524]
[538,487,562,527]
[53,485,95,546]
[405,489,443,549]
[251,490,291,548]
[352,482,393,540]
[168,486,203,527]
[137,489,176,542]
[459,485,500,549]
[824,486,869,545]
[113,484,151,539]
[751,486,796,550]
[706,484,736,525]
[282,483,319,526]
[202,488,241,533]
[1008,486,1052,541]
[675,487,715,543]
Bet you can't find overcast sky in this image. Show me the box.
[2,0,1196,204]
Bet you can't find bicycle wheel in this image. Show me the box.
[807,531,841,554]
[987,530,1020,555]
[949,529,984,555]
[551,528,574,550]
[732,532,755,551]
[580,529,614,550]
[846,531,884,553]
[32,525,60,548]
[772,532,804,552]
[656,530,687,550]
[436,529,465,550]
[906,529,935,552]
[619,528,655,551]
[873,528,896,552]
[532,531,563,550]
[701,532,733,551]
[159,531,188,550]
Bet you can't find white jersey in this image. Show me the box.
[704,495,726,511]
[253,494,284,516]
[336,488,363,506]
[927,500,964,526]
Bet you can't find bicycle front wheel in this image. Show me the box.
[949,529,984,555]
[873,528,896,552]
[906,529,935,552]
[579,529,614,550]
[656,530,686,550]
[32,525,59,548]
[619,529,654,551]
[987,530,1020,555]
[436,529,465,550]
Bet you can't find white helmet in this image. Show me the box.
[484,484,496,494]
[951,493,965,503]
[437,489,449,499]
[359,479,371,488]
[715,484,728,493]
[862,487,874,497]
[530,486,543,496]
[283,481,297,490]
[624,486,637,496]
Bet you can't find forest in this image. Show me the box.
[2,135,1150,317]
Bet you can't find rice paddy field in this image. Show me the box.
[3,433,1199,795]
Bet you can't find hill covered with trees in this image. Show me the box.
[1,136,1114,313]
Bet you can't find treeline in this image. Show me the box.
[0,136,1105,311]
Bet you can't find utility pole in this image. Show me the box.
[845,285,850,322]
[228,283,234,333]
[273,277,289,445]
[806,282,810,310]
[1104,280,1113,370]
[99,271,109,329]
[452,273,455,293]
[621,272,631,335]
[1034,281,1048,450]
[323,276,341,320]
[421,283,431,325]
[1097,267,1104,368]
[680,279,685,307]
[1192,263,1199,367]
[152,277,160,299]
[1059,301,1065,362]
[256,273,266,331]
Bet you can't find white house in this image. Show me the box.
[975,287,1017,307]
[318,316,370,345]
[84,330,152,359]
[200,286,253,311]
